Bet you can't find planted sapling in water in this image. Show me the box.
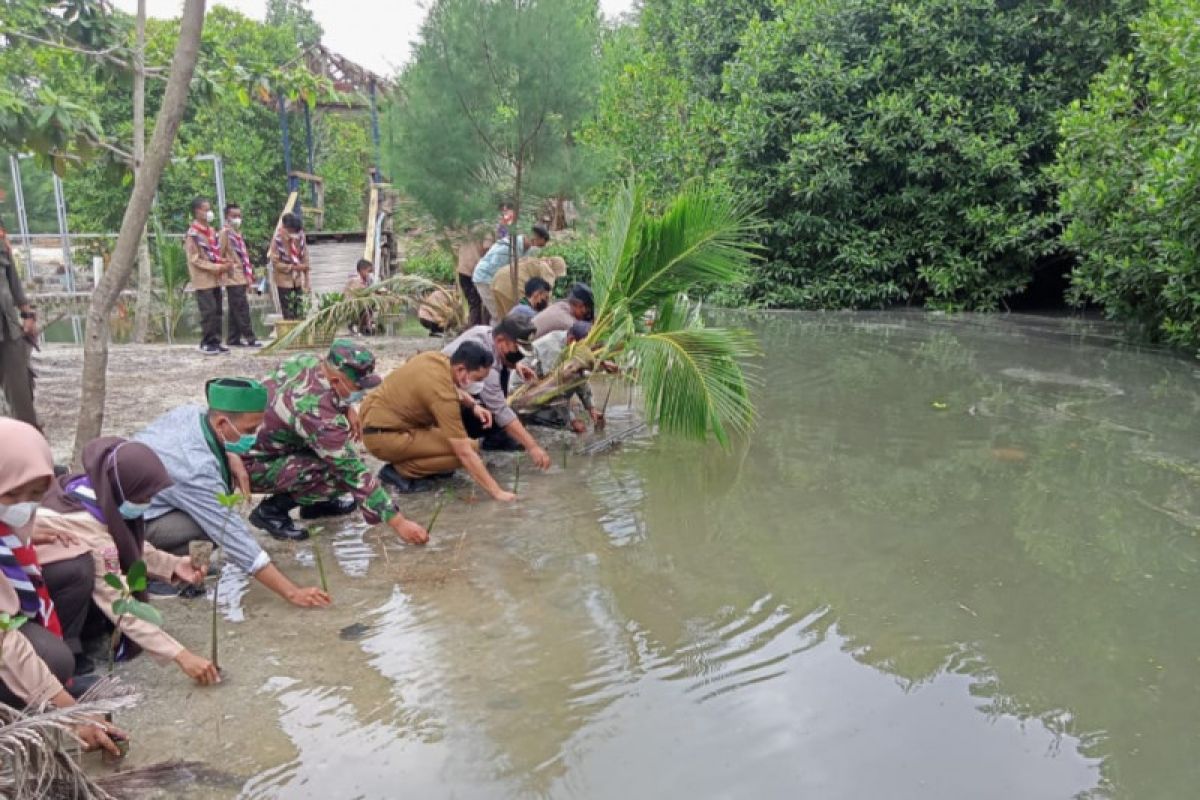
[426,489,453,537]
[210,491,244,671]
[310,525,329,593]
[102,559,162,674]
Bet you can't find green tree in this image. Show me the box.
[265,0,323,49]
[385,0,601,241]
[1052,0,1200,351]
[720,0,1143,310]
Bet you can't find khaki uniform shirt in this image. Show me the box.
[185,227,224,290]
[361,352,469,440]
[217,229,251,287]
[270,231,310,289]
[491,256,567,318]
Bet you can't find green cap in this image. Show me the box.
[327,339,382,389]
[206,377,269,413]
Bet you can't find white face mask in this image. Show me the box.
[205,210,215,223]
[466,381,485,395]
[0,501,39,529]
[230,217,242,229]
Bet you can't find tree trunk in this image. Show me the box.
[72,0,207,464]
[509,159,523,306]
[131,0,154,344]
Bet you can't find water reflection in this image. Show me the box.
[114,312,1199,799]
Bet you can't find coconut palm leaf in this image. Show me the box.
[592,181,763,327]
[261,274,442,353]
[624,325,760,447]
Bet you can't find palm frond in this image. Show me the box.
[261,274,443,353]
[0,679,139,800]
[591,178,645,321]
[620,184,763,317]
[624,326,760,448]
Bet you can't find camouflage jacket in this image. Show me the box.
[249,353,398,524]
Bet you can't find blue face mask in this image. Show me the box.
[348,390,366,404]
[118,500,151,520]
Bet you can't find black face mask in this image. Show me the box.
[533,299,549,312]
[503,350,524,366]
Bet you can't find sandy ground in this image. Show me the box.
[33,336,440,463]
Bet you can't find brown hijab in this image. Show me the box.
[41,437,173,574]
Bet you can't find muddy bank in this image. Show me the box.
[33,336,438,463]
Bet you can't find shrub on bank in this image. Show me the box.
[1053,0,1200,352]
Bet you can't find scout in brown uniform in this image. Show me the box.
[217,203,260,347]
[270,213,310,320]
[184,197,229,355]
[361,342,516,500]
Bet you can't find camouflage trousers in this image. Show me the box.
[243,451,347,507]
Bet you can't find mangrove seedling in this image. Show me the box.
[426,489,453,537]
[512,453,522,495]
[102,560,162,673]
[310,525,329,594]
[211,491,244,671]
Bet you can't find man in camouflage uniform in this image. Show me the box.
[243,340,429,545]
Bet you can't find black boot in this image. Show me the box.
[378,464,435,494]
[299,496,358,519]
[249,494,309,541]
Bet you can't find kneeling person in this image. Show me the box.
[243,341,429,545]
[135,377,331,608]
[361,342,516,502]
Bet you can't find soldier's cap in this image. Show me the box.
[327,339,382,389]
[206,377,268,413]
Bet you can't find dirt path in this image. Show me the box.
[33,336,438,462]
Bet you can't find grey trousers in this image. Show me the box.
[145,509,209,557]
[0,622,73,708]
[0,335,37,428]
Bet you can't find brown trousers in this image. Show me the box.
[364,428,464,478]
[0,336,37,428]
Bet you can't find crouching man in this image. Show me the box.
[135,377,331,608]
[243,340,429,545]
[361,342,516,501]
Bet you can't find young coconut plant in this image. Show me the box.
[510,180,763,447]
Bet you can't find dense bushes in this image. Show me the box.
[1052,0,1200,350]
[720,0,1141,310]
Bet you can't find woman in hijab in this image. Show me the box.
[37,437,220,686]
[0,418,126,756]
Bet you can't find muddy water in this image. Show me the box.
[109,312,1200,799]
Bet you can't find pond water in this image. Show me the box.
[113,311,1200,799]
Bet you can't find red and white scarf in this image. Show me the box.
[272,228,306,268]
[0,522,62,637]
[188,221,221,263]
[223,226,254,283]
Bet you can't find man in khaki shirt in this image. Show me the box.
[184,197,229,355]
[270,212,310,319]
[361,342,515,500]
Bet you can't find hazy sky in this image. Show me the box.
[111,0,636,77]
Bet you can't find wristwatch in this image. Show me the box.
[19,310,36,320]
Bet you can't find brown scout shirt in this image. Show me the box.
[270,230,310,289]
[184,227,225,290]
[360,351,468,439]
[218,229,250,287]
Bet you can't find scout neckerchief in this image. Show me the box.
[224,226,254,283]
[272,227,306,269]
[199,413,233,492]
[0,521,63,636]
[188,220,221,264]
